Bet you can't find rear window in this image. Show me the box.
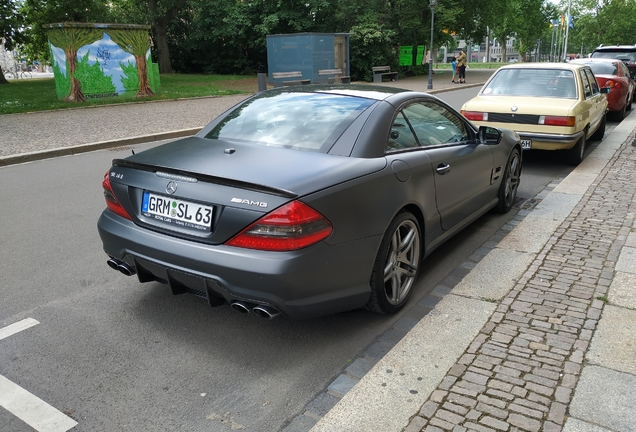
[481,68,577,98]
[585,62,618,75]
[205,92,374,152]
[591,50,636,62]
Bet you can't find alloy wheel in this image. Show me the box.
[383,219,421,306]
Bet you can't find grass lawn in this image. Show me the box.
[0,73,256,115]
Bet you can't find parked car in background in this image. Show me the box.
[98,85,522,320]
[570,58,634,120]
[461,63,609,165]
[591,44,636,79]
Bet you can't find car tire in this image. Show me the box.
[366,212,421,314]
[591,113,606,141]
[627,92,633,112]
[614,101,626,121]
[567,129,587,165]
[496,148,521,213]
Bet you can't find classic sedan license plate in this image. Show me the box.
[142,191,213,232]
[521,139,532,150]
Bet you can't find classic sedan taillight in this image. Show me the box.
[539,115,576,127]
[102,171,132,220]
[461,111,488,121]
[226,201,333,251]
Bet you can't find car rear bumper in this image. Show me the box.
[97,210,379,319]
[517,130,584,150]
[606,96,625,112]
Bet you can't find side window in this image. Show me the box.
[387,112,418,152]
[402,101,469,147]
[585,69,599,94]
[579,70,592,98]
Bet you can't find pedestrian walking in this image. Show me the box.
[451,58,457,83]
[456,50,467,83]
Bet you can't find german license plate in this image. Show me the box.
[521,139,532,150]
[142,191,213,232]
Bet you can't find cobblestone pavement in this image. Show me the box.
[401,129,636,432]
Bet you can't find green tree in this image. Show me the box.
[45,24,103,101]
[568,0,636,50]
[146,0,187,73]
[22,0,112,62]
[109,0,191,74]
[349,18,397,81]
[513,0,549,60]
[0,0,27,84]
[106,27,154,96]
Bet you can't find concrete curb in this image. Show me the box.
[0,127,201,167]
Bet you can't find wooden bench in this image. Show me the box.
[372,66,398,83]
[272,71,311,88]
[318,68,351,84]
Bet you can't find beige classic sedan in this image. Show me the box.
[461,63,609,164]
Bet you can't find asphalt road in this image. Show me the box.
[0,88,618,432]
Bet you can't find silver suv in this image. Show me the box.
[591,44,636,79]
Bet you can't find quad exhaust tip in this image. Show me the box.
[107,258,136,276]
[252,305,280,320]
[231,301,281,320]
[231,301,252,314]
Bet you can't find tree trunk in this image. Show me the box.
[64,48,86,102]
[0,66,9,84]
[152,23,173,74]
[147,0,174,74]
[135,55,155,97]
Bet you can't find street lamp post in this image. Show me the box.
[427,0,437,90]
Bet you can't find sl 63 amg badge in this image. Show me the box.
[231,198,268,208]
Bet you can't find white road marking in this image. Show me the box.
[0,376,78,432]
[0,318,39,341]
[0,319,78,431]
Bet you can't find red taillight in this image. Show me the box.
[538,115,576,127]
[226,201,333,251]
[605,80,620,89]
[102,171,132,220]
[461,111,488,121]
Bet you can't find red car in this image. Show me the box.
[571,58,634,120]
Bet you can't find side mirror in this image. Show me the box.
[478,125,502,144]
[600,87,611,94]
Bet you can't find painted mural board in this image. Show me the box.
[43,22,160,102]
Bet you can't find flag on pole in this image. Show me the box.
[567,13,574,28]
[561,14,565,30]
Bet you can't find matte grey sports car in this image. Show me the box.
[98,85,522,320]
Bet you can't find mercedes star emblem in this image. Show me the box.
[166,181,178,195]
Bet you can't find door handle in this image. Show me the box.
[436,163,451,175]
